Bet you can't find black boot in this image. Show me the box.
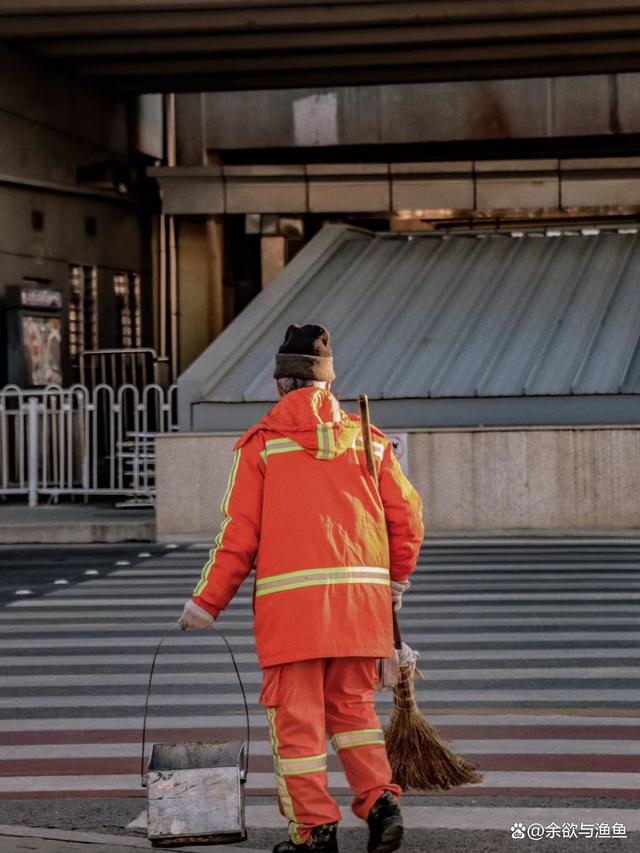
[273,821,339,852]
[367,791,403,853]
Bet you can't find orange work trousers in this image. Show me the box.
[258,656,401,845]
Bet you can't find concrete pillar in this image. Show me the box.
[150,213,161,358]
[177,216,224,374]
[261,235,287,288]
[175,93,206,166]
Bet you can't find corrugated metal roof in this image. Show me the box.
[186,225,640,406]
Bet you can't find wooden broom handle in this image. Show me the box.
[358,394,403,651]
[392,610,403,650]
[357,394,378,485]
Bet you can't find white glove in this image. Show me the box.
[398,641,423,680]
[390,579,411,611]
[179,599,215,630]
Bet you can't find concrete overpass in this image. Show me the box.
[3,0,640,92]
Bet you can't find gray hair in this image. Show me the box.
[277,377,328,396]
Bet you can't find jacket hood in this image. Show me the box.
[237,387,361,460]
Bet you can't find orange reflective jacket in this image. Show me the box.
[192,387,424,668]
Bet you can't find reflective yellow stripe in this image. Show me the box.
[257,566,390,585]
[278,753,327,776]
[355,439,385,460]
[316,424,326,459]
[326,424,335,456]
[267,709,295,818]
[267,707,303,844]
[194,449,242,596]
[256,574,390,597]
[331,728,385,751]
[316,423,335,460]
[260,438,304,462]
[261,431,341,462]
[255,566,390,597]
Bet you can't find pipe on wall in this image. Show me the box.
[160,93,178,381]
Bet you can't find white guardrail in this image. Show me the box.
[0,383,177,505]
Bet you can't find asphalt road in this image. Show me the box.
[0,537,638,852]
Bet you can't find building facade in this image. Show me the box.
[0,45,161,387]
[2,2,640,532]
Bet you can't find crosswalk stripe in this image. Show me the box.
[1,616,639,634]
[9,593,640,607]
[102,564,640,572]
[62,575,640,586]
[1,739,637,761]
[1,771,638,795]
[3,603,637,615]
[6,597,257,607]
[1,648,639,666]
[3,665,638,687]
[1,711,638,733]
[1,539,639,809]
[1,631,639,649]
[2,688,640,710]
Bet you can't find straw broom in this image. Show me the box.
[358,394,484,791]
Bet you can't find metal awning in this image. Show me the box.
[178,224,640,431]
[4,1,640,92]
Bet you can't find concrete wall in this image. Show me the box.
[0,45,128,186]
[409,427,640,532]
[199,74,640,151]
[156,433,237,541]
[0,45,154,359]
[155,425,640,540]
[0,185,144,281]
[0,45,145,285]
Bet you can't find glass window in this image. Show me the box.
[69,264,98,365]
[114,272,141,349]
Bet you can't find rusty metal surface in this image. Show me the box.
[4,1,640,92]
[146,741,245,843]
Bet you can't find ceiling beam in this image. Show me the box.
[3,1,640,38]
[4,1,640,92]
[0,0,380,11]
[74,36,640,77]
[100,55,640,94]
[29,14,640,59]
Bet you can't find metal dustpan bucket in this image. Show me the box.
[141,626,250,848]
[145,740,247,847]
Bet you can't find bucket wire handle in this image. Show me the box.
[140,622,251,787]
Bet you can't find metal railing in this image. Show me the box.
[0,383,177,505]
[80,348,170,390]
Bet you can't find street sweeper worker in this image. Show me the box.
[179,323,424,853]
